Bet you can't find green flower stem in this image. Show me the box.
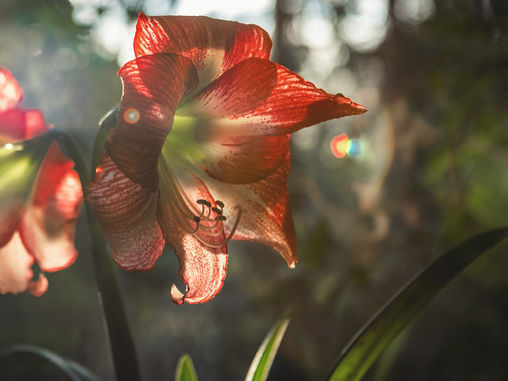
[53,129,142,381]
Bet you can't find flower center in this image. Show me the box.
[158,118,241,247]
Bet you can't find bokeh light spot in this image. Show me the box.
[330,133,361,159]
[330,133,349,158]
[123,107,140,124]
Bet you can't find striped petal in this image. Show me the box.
[157,162,228,304]
[0,231,48,296]
[199,134,290,184]
[19,143,82,272]
[86,154,165,271]
[203,152,296,267]
[0,67,23,113]
[134,13,272,91]
[191,57,366,137]
[164,220,228,305]
[105,53,198,189]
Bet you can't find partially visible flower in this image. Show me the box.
[87,14,366,304]
[0,67,82,296]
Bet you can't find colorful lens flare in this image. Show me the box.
[330,133,361,159]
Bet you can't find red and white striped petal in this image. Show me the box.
[20,143,82,272]
[134,13,272,90]
[105,53,198,189]
[165,222,228,305]
[0,232,48,296]
[86,154,165,271]
[191,57,366,137]
[200,134,290,184]
[203,152,296,267]
[157,166,228,304]
[0,67,23,113]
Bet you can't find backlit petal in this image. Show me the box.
[200,134,290,184]
[0,232,40,295]
[86,154,165,271]
[191,58,366,137]
[0,109,47,142]
[204,152,296,267]
[158,170,228,304]
[0,67,23,112]
[105,53,198,189]
[0,202,24,247]
[166,226,228,305]
[134,13,272,90]
[19,143,82,272]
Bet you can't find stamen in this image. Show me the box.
[193,207,243,248]
[158,157,241,244]
[196,199,211,208]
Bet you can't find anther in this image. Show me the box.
[196,199,211,208]
[215,200,224,208]
[211,207,223,215]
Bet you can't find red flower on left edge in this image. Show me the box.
[0,67,82,296]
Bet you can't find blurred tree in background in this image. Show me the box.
[1,0,507,380]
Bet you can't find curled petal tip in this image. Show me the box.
[27,274,49,297]
[171,284,185,305]
[352,102,367,113]
[334,93,367,114]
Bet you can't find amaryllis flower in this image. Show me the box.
[0,67,82,296]
[87,14,366,304]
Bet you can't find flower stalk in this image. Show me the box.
[54,129,142,381]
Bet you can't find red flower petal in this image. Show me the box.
[24,109,48,139]
[166,227,228,305]
[157,169,228,304]
[19,143,82,272]
[105,53,198,189]
[0,232,48,296]
[0,109,48,142]
[191,57,366,137]
[200,134,290,184]
[204,152,296,267]
[0,67,23,113]
[0,201,24,247]
[86,154,165,271]
[134,13,272,90]
[27,273,49,297]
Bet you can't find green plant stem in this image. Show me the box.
[54,129,142,381]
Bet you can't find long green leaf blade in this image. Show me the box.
[175,354,198,381]
[328,227,508,381]
[245,318,290,381]
[0,344,101,381]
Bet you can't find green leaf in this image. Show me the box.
[0,344,101,381]
[91,105,118,177]
[245,318,290,381]
[328,227,508,381]
[175,354,198,381]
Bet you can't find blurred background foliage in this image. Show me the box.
[1,0,508,380]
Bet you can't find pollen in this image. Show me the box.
[123,107,140,124]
